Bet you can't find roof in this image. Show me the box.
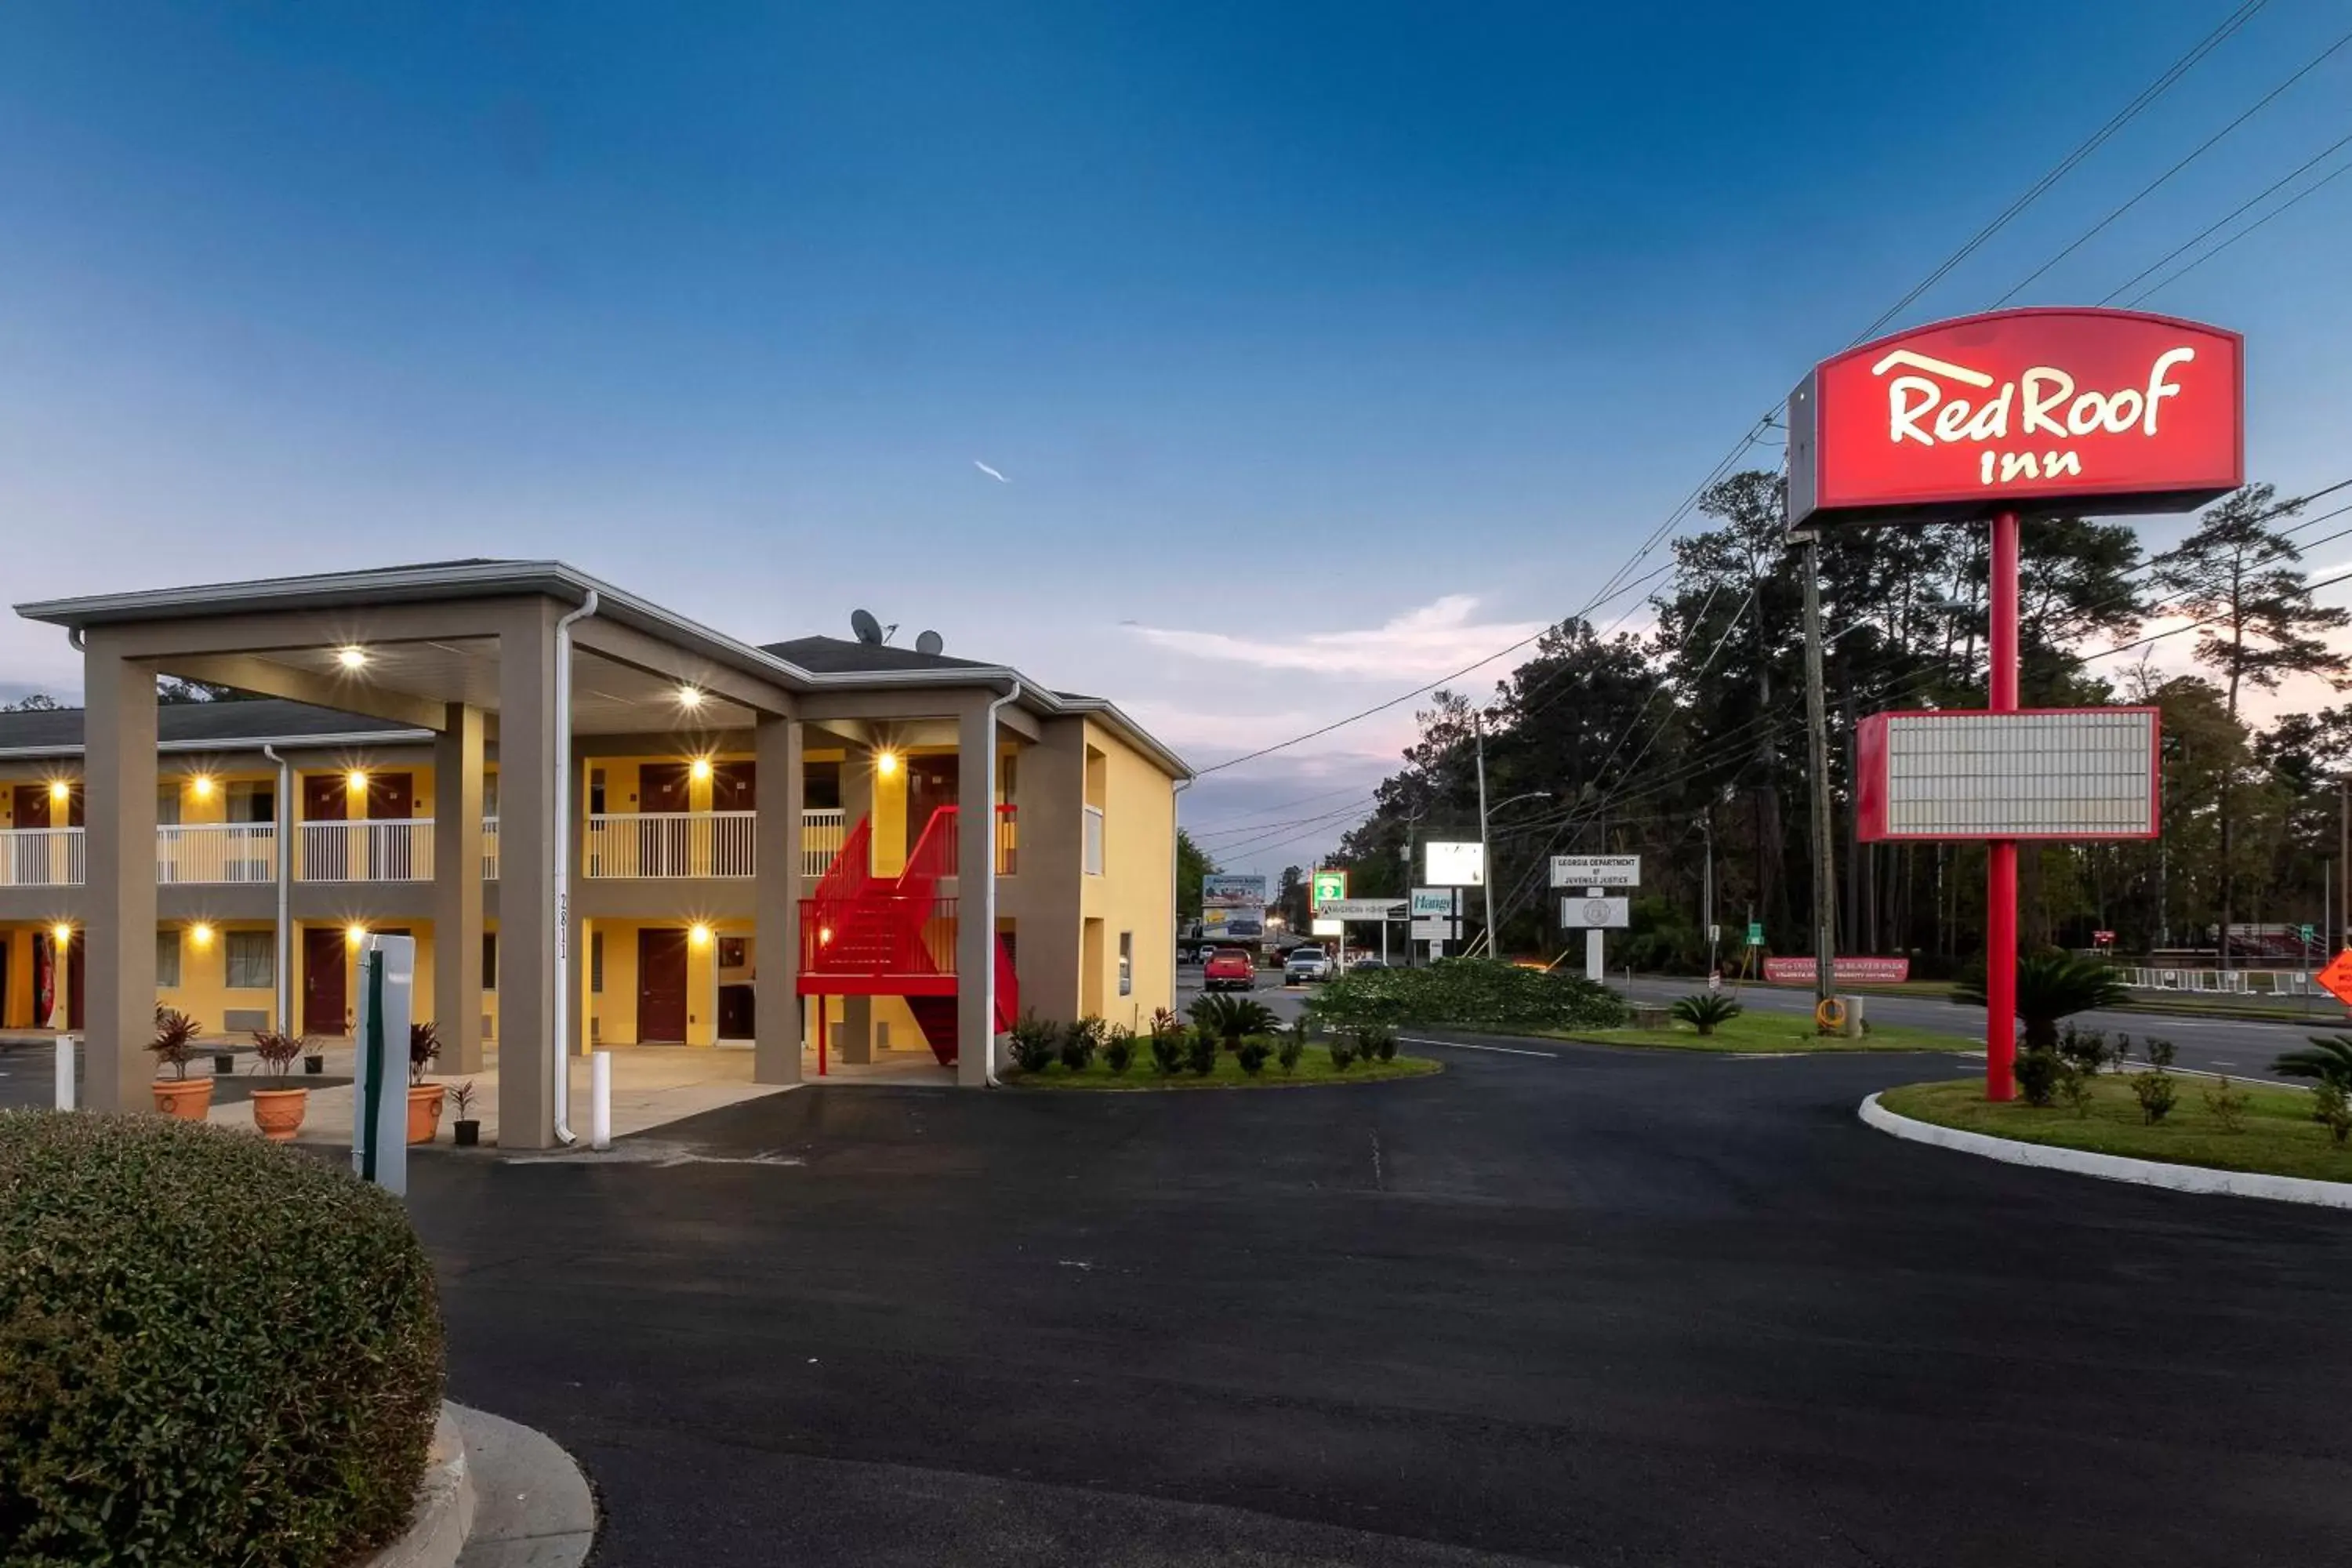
[11,559,1189,778]
[0,698,423,758]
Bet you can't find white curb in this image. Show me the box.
[1858,1092,2352,1210]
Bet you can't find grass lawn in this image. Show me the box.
[1546,1010,1979,1054]
[1005,1044,1441,1091]
[1880,1073,2352,1184]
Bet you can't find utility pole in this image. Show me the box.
[1700,812,1716,979]
[2339,777,2347,951]
[1799,532,1838,1012]
[1475,710,1497,956]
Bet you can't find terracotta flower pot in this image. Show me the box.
[249,1087,308,1143]
[152,1078,213,1120]
[406,1083,446,1145]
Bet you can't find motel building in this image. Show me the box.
[0,561,1187,1145]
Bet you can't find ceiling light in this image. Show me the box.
[337,645,368,670]
[688,922,713,948]
[347,770,368,791]
[677,684,704,710]
[189,775,216,799]
[190,922,215,946]
[690,757,713,782]
[874,749,900,778]
[347,924,367,946]
[51,923,71,944]
[48,779,71,802]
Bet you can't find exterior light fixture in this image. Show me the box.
[874,749,901,778]
[337,645,368,670]
[190,922,215,947]
[690,757,713,782]
[818,925,833,946]
[347,770,368,792]
[346,924,367,946]
[688,923,713,949]
[189,774,216,800]
[51,923,71,944]
[48,779,70,802]
[677,684,704,710]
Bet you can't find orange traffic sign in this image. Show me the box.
[2318,949,2352,1007]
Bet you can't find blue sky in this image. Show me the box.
[4,2,2349,873]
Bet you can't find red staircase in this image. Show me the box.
[798,807,1018,1066]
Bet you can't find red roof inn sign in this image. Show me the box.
[1789,308,2241,529]
[1786,307,2243,1105]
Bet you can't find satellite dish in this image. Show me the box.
[850,608,884,645]
[915,630,944,656]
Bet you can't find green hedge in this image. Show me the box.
[1306,958,1628,1033]
[0,1112,444,1567]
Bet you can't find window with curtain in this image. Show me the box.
[226,931,274,990]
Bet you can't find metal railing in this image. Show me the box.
[1083,804,1105,876]
[2121,966,2328,997]
[156,822,278,884]
[483,816,499,880]
[0,827,85,888]
[297,819,435,883]
[802,808,845,877]
[584,810,757,879]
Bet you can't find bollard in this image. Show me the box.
[55,1034,75,1111]
[590,1048,612,1151]
[1843,994,1867,1039]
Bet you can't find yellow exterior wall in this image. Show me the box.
[1079,718,1178,1031]
[154,919,278,1034]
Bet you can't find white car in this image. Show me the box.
[1284,948,1334,984]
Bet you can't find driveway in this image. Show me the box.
[403,1033,2352,1566]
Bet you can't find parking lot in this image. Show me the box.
[400,1029,2352,1566]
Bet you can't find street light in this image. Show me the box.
[1475,773,1552,958]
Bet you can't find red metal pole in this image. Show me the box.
[817,993,829,1077]
[1987,510,2020,1101]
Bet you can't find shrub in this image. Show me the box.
[151,1007,200,1081]
[1236,1038,1272,1076]
[2144,1036,2177,1069]
[1007,1011,1059,1074]
[0,1112,443,1566]
[2201,1076,2251,1133]
[1058,1016,1103,1073]
[2314,1081,2352,1146]
[1277,1023,1307,1075]
[1102,1025,1136,1076]
[2274,1034,2352,1091]
[1189,993,1279,1047]
[2130,1065,2177,1126]
[1669,993,1742,1036]
[1149,1029,1187,1076]
[2015,1047,2063,1108]
[1350,1025,1398,1063]
[2055,1022,2112,1076]
[1956,951,2129,1047]
[408,1020,441,1086]
[1328,1036,1359,1071]
[1185,1030,1218,1076]
[1308,958,1625,1034]
[2057,1062,2097,1118]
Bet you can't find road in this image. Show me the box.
[405,1032,2352,1566]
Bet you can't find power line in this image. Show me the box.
[2100,125,2352,302]
[2127,148,2352,303]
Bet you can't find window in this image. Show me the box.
[156,930,182,989]
[229,782,274,824]
[1118,931,1133,996]
[155,787,182,826]
[586,769,604,815]
[804,760,843,811]
[590,930,604,994]
[1083,805,1105,877]
[718,935,747,968]
[227,931,273,989]
[482,932,498,991]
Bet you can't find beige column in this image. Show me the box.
[433,702,485,1073]
[956,698,999,1086]
[496,601,560,1147]
[828,725,876,1064]
[753,713,804,1083]
[563,753,588,1061]
[1015,720,1085,1028]
[83,640,158,1112]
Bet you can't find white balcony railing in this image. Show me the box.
[1083,804,1105,877]
[585,810,757,879]
[157,822,278,884]
[483,815,499,880]
[802,808,845,876]
[297,819,434,883]
[0,827,85,888]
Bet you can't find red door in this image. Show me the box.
[368,773,416,879]
[13,788,49,829]
[639,764,692,875]
[302,774,347,821]
[67,940,83,1031]
[302,774,349,880]
[303,927,349,1036]
[637,928,689,1042]
[906,755,959,850]
[710,761,755,811]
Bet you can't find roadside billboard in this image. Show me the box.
[1762,956,1912,985]
[1425,841,1484,886]
[1856,709,2159,840]
[1202,873,1269,911]
[1550,855,1640,888]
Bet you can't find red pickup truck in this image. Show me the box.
[1203,948,1256,992]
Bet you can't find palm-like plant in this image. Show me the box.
[1669,993,1743,1037]
[1956,952,2128,1048]
[149,1007,201,1081]
[1188,993,1279,1047]
[2274,1033,2352,1091]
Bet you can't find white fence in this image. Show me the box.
[297,819,434,883]
[585,811,757,879]
[802,808,845,877]
[0,828,85,887]
[156,823,277,884]
[2120,967,2326,997]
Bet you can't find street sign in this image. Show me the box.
[1320,898,1406,920]
[2092,929,2117,946]
[1311,869,1347,909]
[2318,949,2352,1007]
[1708,924,1722,943]
[1550,855,1640,888]
[1425,841,1485,886]
[1745,921,1764,946]
[1411,916,1457,942]
[1310,917,1345,937]
[2300,924,2317,942]
[1410,887,1457,918]
[1559,896,1629,929]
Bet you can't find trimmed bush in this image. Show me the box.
[1102,1025,1137,1076]
[1188,993,1279,1047]
[1185,1030,1218,1076]
[1327,1036,1359,1071]
[1236,1038,1272,1076]
[1007,1011,1059,1074]
[1307,959,1627,1034]
[2014,1046,2063,1108]
[1148,1029,1186,1076]
[0,1112,443,1566]
[1058,1016,1104,1073]
[1277,1022,1308,1075]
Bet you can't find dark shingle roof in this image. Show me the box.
[760,635,993,674]
[0,699,420,756]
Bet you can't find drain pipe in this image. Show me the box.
[1171,775,1192,993]
[550,590,600,1145]
[262,746,293,1033]
[981,679,1021,1085]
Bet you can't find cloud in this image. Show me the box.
[1125,593,1544,679]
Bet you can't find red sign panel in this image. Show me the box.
[1762,956,1912,985]
[1789,307,2241,528]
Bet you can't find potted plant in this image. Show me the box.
[210,1042,237,1076]
[406,1021,444,1144]
[150,1007,209,1120]
[449,1080,481,1147]
[303,1044,325,1075]
[247,1030,308,1142]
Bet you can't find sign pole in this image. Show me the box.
[1986,510,2020,1101]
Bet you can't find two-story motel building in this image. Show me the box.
[2,561,1187,1145]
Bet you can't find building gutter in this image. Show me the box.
[260,746,293,1035]
[550,590,600,1145]
[980,678,1020,1087]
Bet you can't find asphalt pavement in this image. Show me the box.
[402,1031,2352,1566]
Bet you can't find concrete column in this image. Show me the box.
[496,601,560,1147]
[956,699,999,1087]
[753,713,803,1084]
[83,641,158,1112]
[839,996,875,1064]
[563,753,588,1062]
[433,702,485,1073]
[1014,720,1085,1029]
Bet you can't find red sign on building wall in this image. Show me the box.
[1788,307,2243,529]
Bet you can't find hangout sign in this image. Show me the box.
[1787,307,2243,1103]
